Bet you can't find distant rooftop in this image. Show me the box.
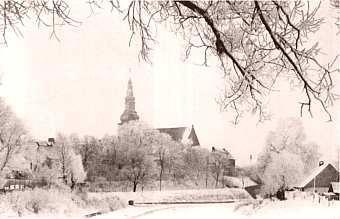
[157,125,200,146]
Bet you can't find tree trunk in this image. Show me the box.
[159,168,163,191]
[276,189,285,200]
[215,173,219,188]
[70,174,76,190]
[133,182,138,192]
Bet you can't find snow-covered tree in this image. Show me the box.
[210,150,230,188]
[54,133,87,189]
[118,121,157,192]
[0,98,27,173]
[69,152,86,189]
[184,146,210,187]
[152,132,173,191]
[261,151,304,197]
[257,118,321,199]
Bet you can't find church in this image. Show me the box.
[119,79,200,147]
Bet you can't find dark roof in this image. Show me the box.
[157,127,187,142]
[295,163,339,188]
[157,125,200,146]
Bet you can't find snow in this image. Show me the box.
[2,191,340,219]
[94,195,340,219]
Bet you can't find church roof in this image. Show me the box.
[157,125,200,146]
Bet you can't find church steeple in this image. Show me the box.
[119,79,139,125]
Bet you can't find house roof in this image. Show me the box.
[157,127,187,141]
[211,147,234,159]
[223,176,258,188]
[157,125,200,146]
[295,163,333,188]
[330,182,340,193]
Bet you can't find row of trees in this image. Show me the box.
[32,117,321,196]
[54,121,233,192]
[0,99,234,192]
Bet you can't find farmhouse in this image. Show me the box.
[295,163,339,193]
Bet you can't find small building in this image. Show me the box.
[0,179,33,193]
[295,163,339,193]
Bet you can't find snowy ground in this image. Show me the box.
[3,191,340,219]
[93,199,340,219]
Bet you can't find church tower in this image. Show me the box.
[119,79,139,125]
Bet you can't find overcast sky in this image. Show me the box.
[0,1,339,166]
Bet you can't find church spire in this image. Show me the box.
[119,78,139,125]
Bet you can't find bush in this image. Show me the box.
[0,187,125,217]
[85,196,126,213]
[0,188,83,216]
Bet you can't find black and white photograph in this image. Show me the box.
[0,0,339,218]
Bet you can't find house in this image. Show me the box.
[0,170,35,193]
[157,125,200,146]
[295,163,339,193]
[211,147,236,176]
[222,176,260,198]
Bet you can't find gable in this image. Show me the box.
[296,164,339,188]
[188,126,200,146]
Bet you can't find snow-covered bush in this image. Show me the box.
[85,196,126,212]
[0,187,125,217]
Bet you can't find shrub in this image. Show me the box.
[0,187,126,217]
[85,196,126,213]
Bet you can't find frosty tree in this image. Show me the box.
[0,1,338,122]
[261,151,304,199]
[0,98,26,173]
[55,133,87,189]
[257,118,321,198]
[121,0,339,122]
[117,121,157,192]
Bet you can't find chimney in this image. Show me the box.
[319,161,324,166]
[212,146,216,152]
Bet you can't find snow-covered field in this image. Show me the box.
[88,188,251,203]
[2,190,340,219]
[95,199,340,219]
